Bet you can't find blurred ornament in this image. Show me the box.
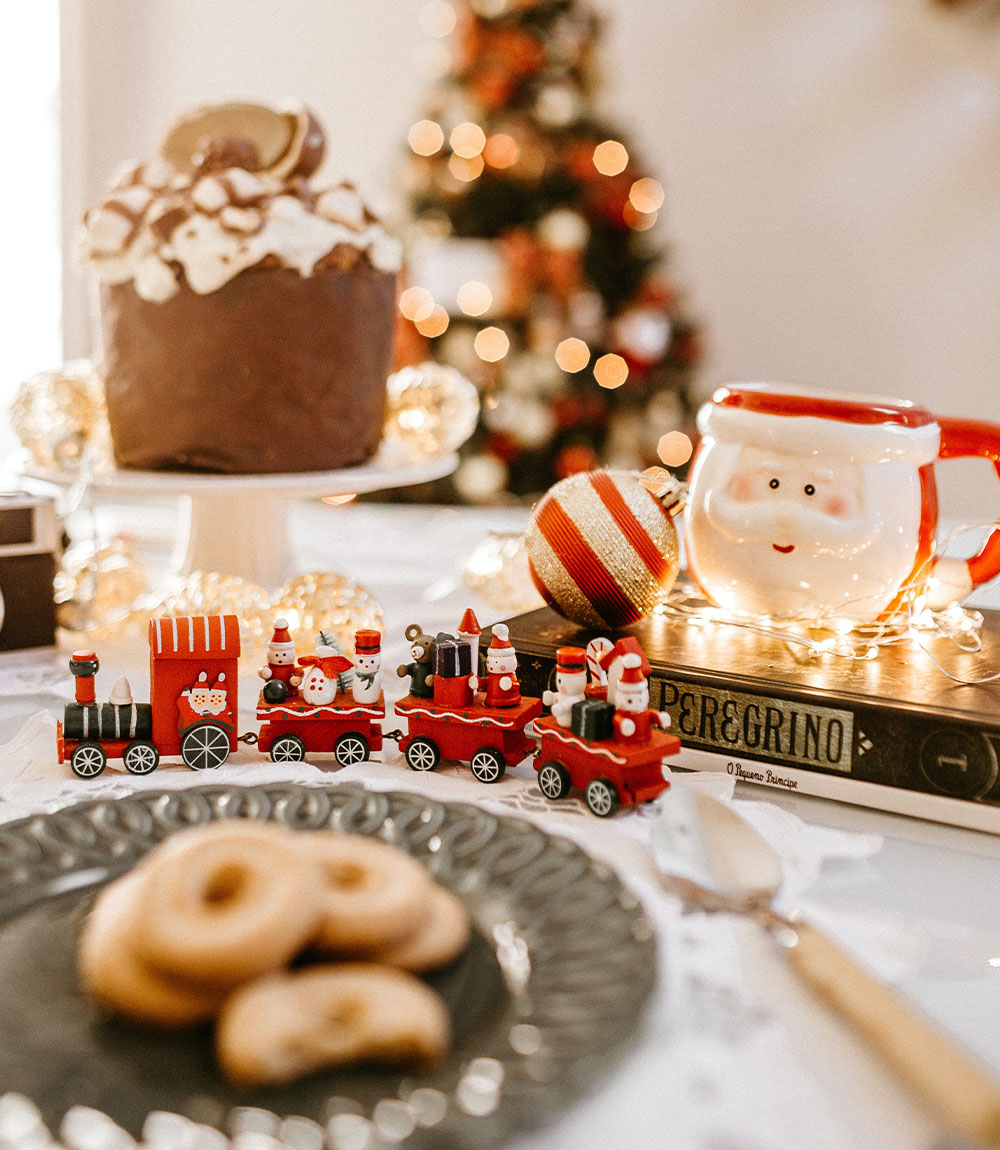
[484,391,556,449]
[11,361,114,474]
[525,468,680,628]
[614,306,672,368]
[463,531,545,614]
[537,209,589,251]
[555,443,600,477]
[156,572,272,643]
[272,572,384,657]
[383,362,480,459]
[535,82,581,127]
[454,452,509,503]
[54,534,150,631]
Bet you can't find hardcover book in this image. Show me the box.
[501,605,1000,833]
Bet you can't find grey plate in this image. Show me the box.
[0,783,657,1148]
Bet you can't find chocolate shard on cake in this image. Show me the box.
[81,101,402,474]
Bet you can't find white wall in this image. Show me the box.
[62,0,1000,516]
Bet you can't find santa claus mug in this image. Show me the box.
[684,384,1000,623]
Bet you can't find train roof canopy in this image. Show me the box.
[148,615,241,660]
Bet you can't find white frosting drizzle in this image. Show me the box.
[82,164,401,302]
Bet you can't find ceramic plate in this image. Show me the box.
[0,783,656,1148]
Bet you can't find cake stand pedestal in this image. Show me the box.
[19,450,458,590]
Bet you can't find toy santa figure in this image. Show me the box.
[484,623,521,708]
[258,617,302,702]
[612,653,670,744]
[352,630,382,704]
[542,646,587,727]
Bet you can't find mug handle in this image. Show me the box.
[937,417,1000,589]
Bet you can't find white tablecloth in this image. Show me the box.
[1,499,999,1150]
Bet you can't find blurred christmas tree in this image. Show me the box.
[396,0,703,503]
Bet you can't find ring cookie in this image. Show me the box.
[376,884,471,973]
[298,832,437,955]
[216,964,451,1087]
[132,820,325,986]
[78,872,225,1028]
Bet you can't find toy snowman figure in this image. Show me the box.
[612,653,670,744]
[352,630,382,704]
[484,624,520,708]
[542,646,587,727]
[258,618,302,702]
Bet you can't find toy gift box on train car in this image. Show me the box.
[149,615,241,763]
[0,492,58,651]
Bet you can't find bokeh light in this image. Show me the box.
[451,122,487,158]
[474,326,510,362]
[555,337,591,373]
[624,202,657,231]
[419,0,457,37]
[415,304,450,338]
[449,153,485,182]
[408,120,445,157]
[657,431,694,467]
[629,177,665,213]
[457,281,493,316]
[483,133,520,169]
[594,353,629,389]
[592,140,629,176]
[398,286,435,323]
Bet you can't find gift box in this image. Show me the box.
[435,638,472,678]
[0,493,59,651]
[571,698,615,741]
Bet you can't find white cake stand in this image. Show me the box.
[19,448,458,590]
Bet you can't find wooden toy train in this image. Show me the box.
[57,609,680,817]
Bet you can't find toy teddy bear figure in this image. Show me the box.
[612,653,671,745]
[352,630,382,704]
[258,618,303,703]
[485,624,520,708]
[542,646,587,727]
[396,624,435,698]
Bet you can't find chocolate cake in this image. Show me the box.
[81,102,402,474]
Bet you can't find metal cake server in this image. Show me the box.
[651,789,1000,1148]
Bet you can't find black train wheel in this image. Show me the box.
[181,724,231,770]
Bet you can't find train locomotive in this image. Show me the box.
[56,610,678,816]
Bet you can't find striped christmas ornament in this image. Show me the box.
[526,469,680,629]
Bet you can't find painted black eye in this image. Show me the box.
[804,484,815,496]
[769,478,779,489]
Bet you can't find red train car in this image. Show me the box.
[149,614,241,769]
[533,713,679,816]
[256,692,385,765]
[396,693,542,782]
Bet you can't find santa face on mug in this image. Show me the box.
[685,386,950,623]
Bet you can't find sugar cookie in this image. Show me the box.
[133,821,324,986]
[297,833,435,955]
[216,964,451,1087]
[78,872,224,1028]
[376,884,471,973]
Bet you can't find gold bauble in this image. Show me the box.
[382,362,480,460]
[11,360,114,473]
[271,572,384,656]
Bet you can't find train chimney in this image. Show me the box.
[69,650,100,705]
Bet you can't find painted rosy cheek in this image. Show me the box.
[729,474,753,501]
[824,494,850,517]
